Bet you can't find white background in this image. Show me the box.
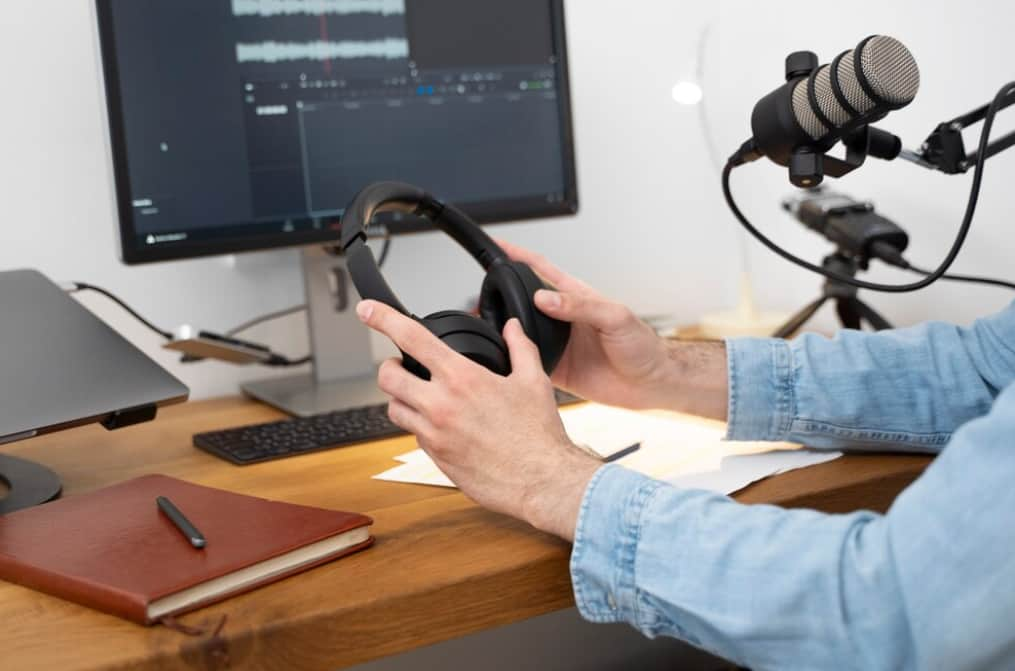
[1,0,1012,400]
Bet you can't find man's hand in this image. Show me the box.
[357,300,602,541]
[497,240,728,419]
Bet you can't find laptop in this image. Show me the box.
[0,269,189,444]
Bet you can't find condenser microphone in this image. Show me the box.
[731,35,920,186]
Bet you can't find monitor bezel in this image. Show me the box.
[94,0,579,266]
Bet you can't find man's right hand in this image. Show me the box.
[498,240,728,419]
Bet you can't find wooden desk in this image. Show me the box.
[1,397,932,671]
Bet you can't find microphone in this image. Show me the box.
[732,35,920,186]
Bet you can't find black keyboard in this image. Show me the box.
[194,389,584,465]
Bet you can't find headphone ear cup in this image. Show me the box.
[406,311,510,379]
[479,261,571,375]
[479,262,534,333]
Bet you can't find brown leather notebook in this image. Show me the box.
[0,475,373,625]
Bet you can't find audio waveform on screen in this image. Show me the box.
[236,38,409,63]
[231,0,405,18]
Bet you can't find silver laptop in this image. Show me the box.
[0,269,189,444]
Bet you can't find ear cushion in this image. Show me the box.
[479,260,570,374]
[403,310,510,379]
[479,261,539,335]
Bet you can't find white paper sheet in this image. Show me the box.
[373,404,843,495]
[669,449,842,493]
[375,459,455,488]
[393,449,434,465]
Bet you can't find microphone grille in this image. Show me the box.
[791,79,828,141]
[812,64,851,126]
[835,50,877,114]
[792,64,853,141]
[789,36,918,144]
[859,35,920,105]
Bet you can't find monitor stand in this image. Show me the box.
[242,246,389,417]
[0,453,62,514]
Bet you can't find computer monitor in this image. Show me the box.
[94,0,578,415]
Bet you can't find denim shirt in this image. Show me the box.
[570,302,1015,671]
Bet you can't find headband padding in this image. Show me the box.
[436,203,507,269]
[341,181,428,250]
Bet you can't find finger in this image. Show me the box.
[493,239,588,293]
[357,300,454,377]
[377,358,431,409]
[386,398,430,436]
[534,289,633,335]
[503,318,544,379]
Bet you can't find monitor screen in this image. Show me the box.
[96,0,578,264]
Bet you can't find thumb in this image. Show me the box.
[534,289,631,334]
[503,318,542,378]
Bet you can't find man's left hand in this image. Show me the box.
[356,300,601,541]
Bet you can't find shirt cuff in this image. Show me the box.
[570,463,664,625]
[724,337,795,442]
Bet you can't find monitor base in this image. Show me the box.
[242,372,389,418]
[0,455,62,514]
[242,247,389,417]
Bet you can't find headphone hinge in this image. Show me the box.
[416,196,445,221]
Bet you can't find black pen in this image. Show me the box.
[157,496,207,549]
[604,442,641,463]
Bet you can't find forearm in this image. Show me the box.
[523,338,727,542]
[648,340,729,421]
[522,447,602,542]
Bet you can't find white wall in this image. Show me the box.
[1,1,1012,400]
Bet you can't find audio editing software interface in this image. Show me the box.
[103,0,570,251]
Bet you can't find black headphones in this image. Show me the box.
[340,182,571,380]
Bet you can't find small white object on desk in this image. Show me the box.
[694,273,789,339]
[373,403,842,496]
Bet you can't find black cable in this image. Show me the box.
[225,304,307,336]
[265,354,312,367]
[68,221,395,364]
[908,265,1015,291]
[70,282,314,366]
[377,236,392,267]
[225,228,391,337]
[69,282,173,340]
[723,81,1014,293]
[373,223,393,267]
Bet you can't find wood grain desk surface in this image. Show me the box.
[0,397,932,671]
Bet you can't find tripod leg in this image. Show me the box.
[773,297,828,338]
[852,299,893,331]
[836,299,863,330]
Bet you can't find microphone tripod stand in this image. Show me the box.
[773,252,892,338]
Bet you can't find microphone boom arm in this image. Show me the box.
[901,85,1015,174]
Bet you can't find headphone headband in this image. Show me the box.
[341,182,510,319]
[341,181,506,269]
[340,182,431,249]
[340,181,571,378]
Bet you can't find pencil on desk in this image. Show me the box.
[157,496,207,549]
[604,443,641,463]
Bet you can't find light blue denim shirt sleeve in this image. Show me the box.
[570,302,1015,670]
